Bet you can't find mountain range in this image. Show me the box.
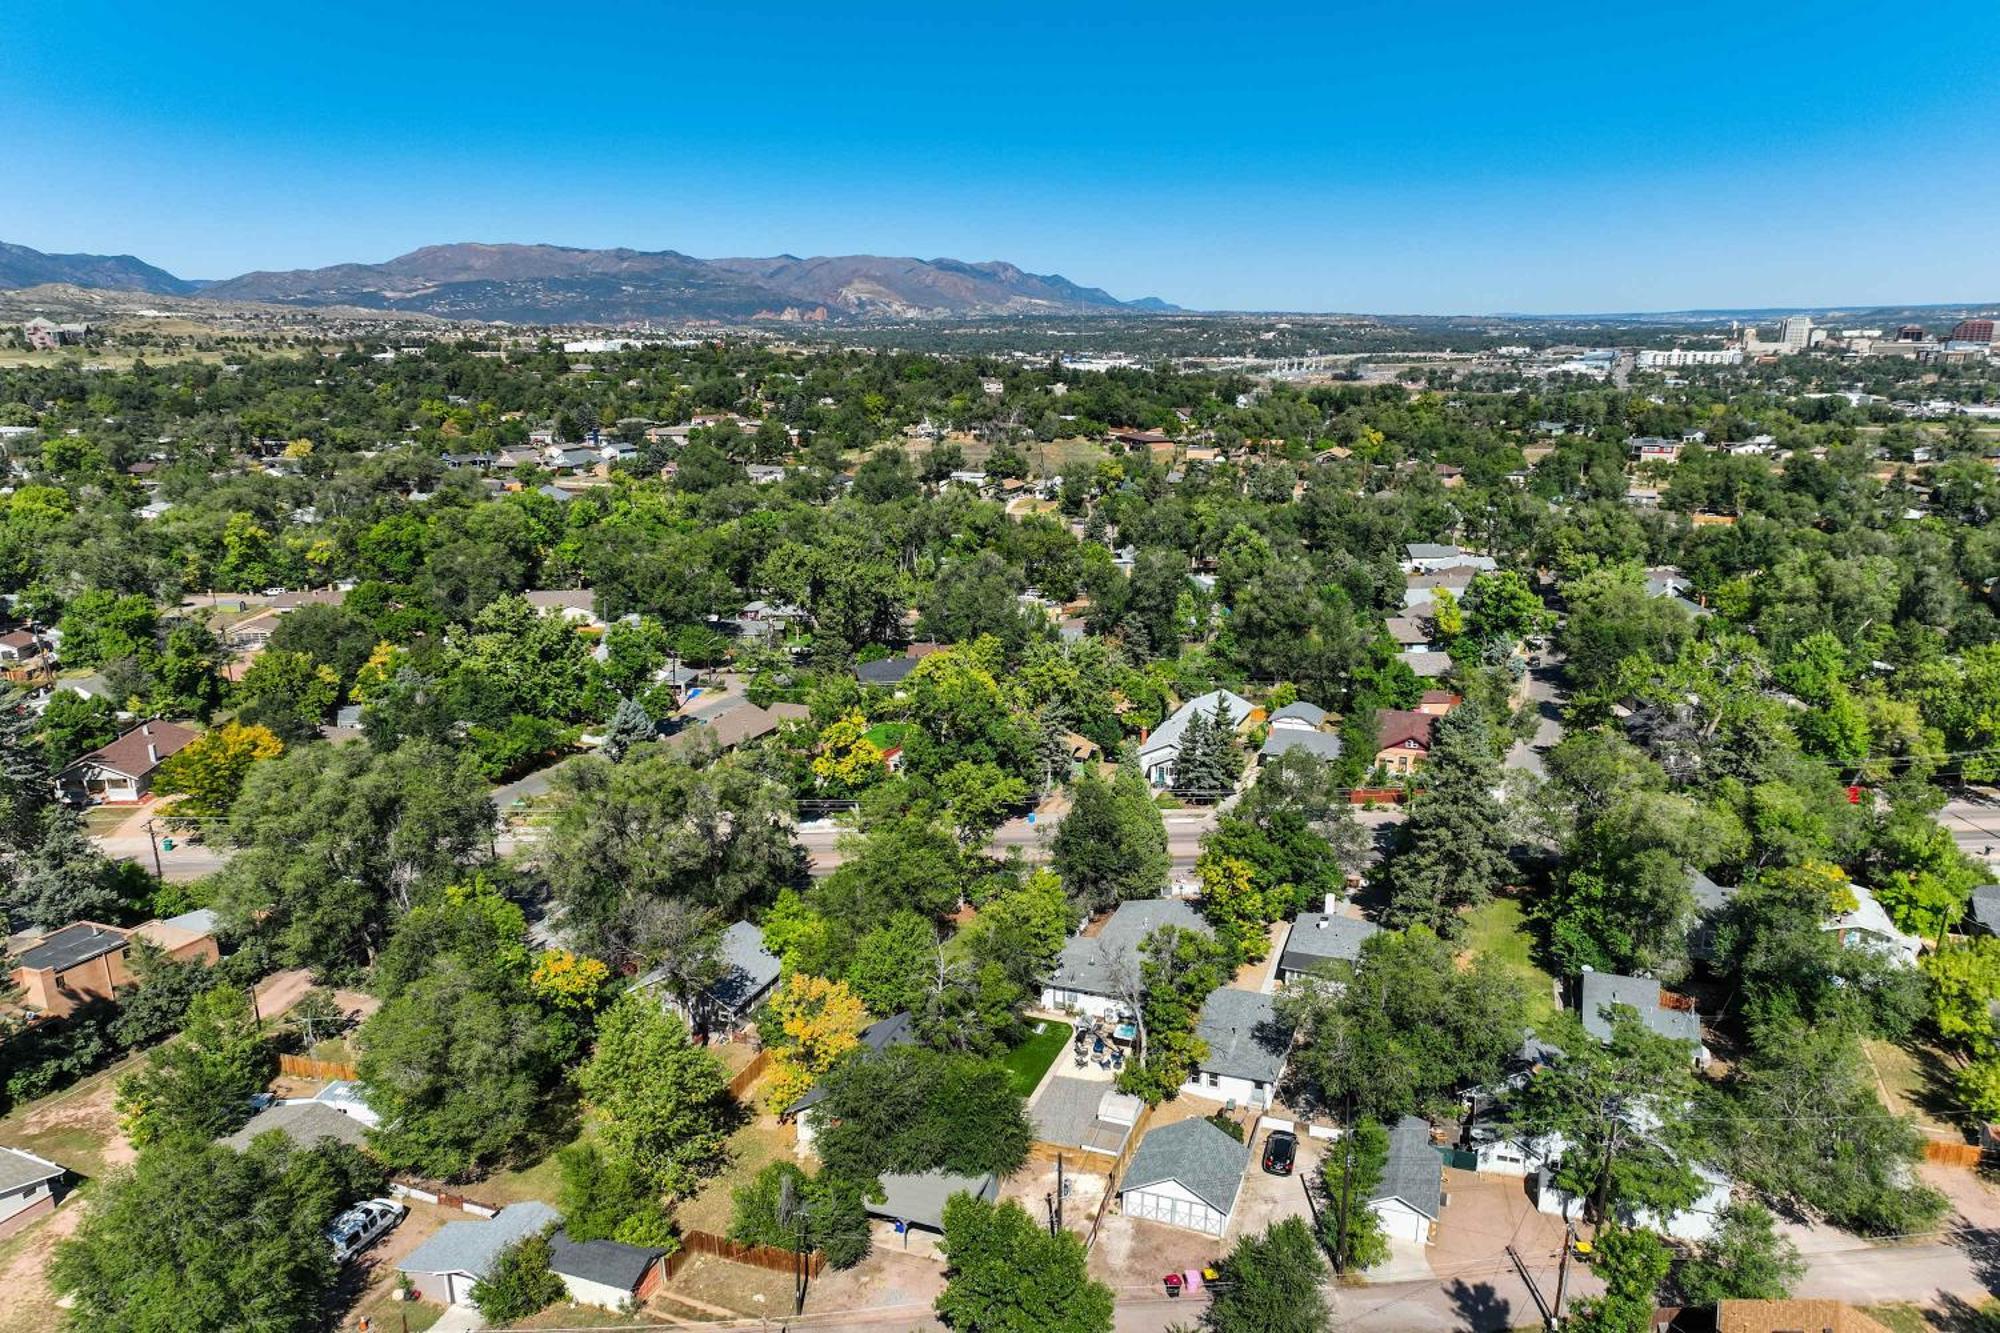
[0,239,1174,322]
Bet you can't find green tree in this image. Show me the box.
[56,589,156,670]
[555,1142,676,1247]
[1569,1227,1670,1333]
[471,1230,568,1324]
[115,984,270,1148]
[1318,1119,1389,1273]
[812,1043,1032,1182]
[1674,1202,1804,1304]
[936,1193,1113,1333]
[1379,705,1511,935]
[37,691,120,768]
[1205,1217,1332,1333]
[728,1159,872,1269]
[574,993,732,1198]
[151,721,284,820]
[234,649,339,742]
[1051,766,1169,915]
[599,695,655,762]
[50,1136,383,1333]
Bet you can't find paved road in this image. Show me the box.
[1504,651,1565,779]
[795,809,1217,876]
[1937,788,2000,873]
[91,804,234,882]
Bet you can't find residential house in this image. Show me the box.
[1403,566,1481,609]
[1416,690,1461,716]
[1373,710,1434,776]
[58,720,199,803]
[1578,971,1709,1066]
[788,1012,918,1155]
[1260,728,1342,764]
[854,655,920,688]
[400,1201,561,1308]
[1277,912,1382,985]
[537,483,578,504]
[1136,689,1253,789]
[0,1147,65,1241]
[1827,885,1922,967]
[1385,615,1432,650]
[1396,650,1452,679]
[662,697,783,755]
[1674,1300,1894,1333]
[0,629,44,664]
[221,1101,370,1153]
[1403,544,1497,575]
[1042,898,1208,1021]
[523,588,600,626]
[1265,701,1327,731]
[270,588,347,612]
[746,464,787,485]
[1368,1116,1444,1245]
[1116,1116,1249,1236]
[863,1170,999,1238]
[641,920,780,1040]
[547,1233,669,1310]
[1968,885,2000,938]
[1685,870,1737,961]
[1535,1156,1733,1242]
[1182,987,1290,1108]
[9,911,219,1018]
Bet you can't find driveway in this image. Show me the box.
[1226,1127,1321,1243]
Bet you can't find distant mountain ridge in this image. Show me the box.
[0,242,198,297]
[0,239,1175,321]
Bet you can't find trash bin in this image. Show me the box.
[1163,1273,1183,1299]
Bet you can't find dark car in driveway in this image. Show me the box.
[1261,1129,1297,1175]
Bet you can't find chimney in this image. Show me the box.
[1324,894,1338,915]
[147,742,158,764]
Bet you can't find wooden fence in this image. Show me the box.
[1347,788,1411,805]
[1924,1138,1985,1169]
[278,1053,358,1081]
[662,1229,823,1280]
[727,1048,770,1100]
[1084,1102,1157,1251]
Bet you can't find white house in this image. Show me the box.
[1041,898,1208,1021]
[522,588,601,627]
[1136,690,1252,789]
[546,1233,668,1310]
[0,1147,65,1242]
[1367,1116,1444,1245]
[1276,911,1382,985]
[1116,1117,1248,1236]
[787,1011,918,1156]
[1578,970,1710,1067]
[1181,986,1291,1108]
[1534,1158,1733,1242]
[399,1201,560,1307]
[57,720,199,804]
[1828,885,1922,968]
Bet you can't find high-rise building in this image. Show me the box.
[1778,315,1814,352]
[1949,318,1995,344]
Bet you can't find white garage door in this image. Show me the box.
[1125,1188,1221,1235]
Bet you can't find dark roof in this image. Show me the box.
[1260,730,1343,763]
[1370,1116,1443,1219]
[63,720,198,780]
[548,1232,665,1291]
[1689,870,1736,915]
[1050,899,1207,997]
[221,1101,369,1152]
[707,921,782,1015]
[854,656,919,686]
[1971,886,2000,937]
[13,923,126,973]
[1193,988,1291,1083]
[1121,1117,1249,1216]
[1375,710,1434,752]
[1280,914,1382,973]
[788,1012,917,1115]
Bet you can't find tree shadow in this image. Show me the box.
[1921,1290,2000,1333]
[1443,1278,1513,1332]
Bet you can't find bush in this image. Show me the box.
[472,1230,568,1324]
[1206,1113,1245,1142]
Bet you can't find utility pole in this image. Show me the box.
[1507,1244,1557,1332]
[1552,1225,1576,1327]
[144,818,164,881]
[1056,1154,1064,1234]
[1332,1096,1355,1273]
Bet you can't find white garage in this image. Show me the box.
[1116,1117,1249,1238]
[1366,1116,1444,1246]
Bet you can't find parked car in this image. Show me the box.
[326,1198,406,1264]
[1261,1130,1298,1176]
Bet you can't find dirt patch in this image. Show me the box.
[803,1244,947,1325]
[1000,1154,1108,1242]
[658,1251,797,1319]
[0,1194,85,1333]
[0,1055,141,1182]
[339,1200,451,1332]
[1088,1212,1219,1294]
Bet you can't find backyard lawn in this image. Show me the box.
[1460,897,1560,1025]
[1001,1020,1071,1098]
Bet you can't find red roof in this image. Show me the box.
[1375,710,1434,752]
[66,720,199,778]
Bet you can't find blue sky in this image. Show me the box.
[4,1,1998,313]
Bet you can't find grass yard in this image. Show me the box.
[1861,1037,1966,1137]
[1460,897,1560,1025]
[478,1133,579,1208]
[1001,1020,1071,1098]
[672,1114,795,1237]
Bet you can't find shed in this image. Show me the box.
[1117,1117,1248,1236]
[547,1232,668,1309]
[0,1147,65,1242]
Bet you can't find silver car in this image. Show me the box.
[326,1198,407,1264]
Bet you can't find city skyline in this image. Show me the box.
[4,0,1999,314]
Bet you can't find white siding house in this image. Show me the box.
[1136,690,1252,789]
[0,1148,65,1241]
[1179,986,1290,1108]
[1041,899,1207,1021]
[1367,1116,1444,1245]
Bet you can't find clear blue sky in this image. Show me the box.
[4,1,1998,313]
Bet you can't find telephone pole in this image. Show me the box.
[144,818,164,881]
[1507,1244,1559,1331]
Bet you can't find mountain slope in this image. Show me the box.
[0,242,198,296]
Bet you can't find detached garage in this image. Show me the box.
[1116,1117,1249,1237]
[1367,1116,1444,1245]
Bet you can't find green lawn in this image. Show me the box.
[1461,897,1560,1025]
[1001,1020,1071,1098]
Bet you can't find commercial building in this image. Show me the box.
[1949,319,1995,344]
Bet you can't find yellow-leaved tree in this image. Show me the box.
[762,974,866,1113]
[152,721,283,821]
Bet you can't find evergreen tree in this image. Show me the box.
[1379,704,1511,935]
[1176,697,1243,802]
[600,695,655,763]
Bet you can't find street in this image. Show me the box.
[1936,788,2000,873]
[1504,652,1565,778]
[89,804,233,882]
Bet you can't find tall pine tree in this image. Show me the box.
[1379,703,1512,935]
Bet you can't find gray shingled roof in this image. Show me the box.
[1406,543,1460,561]
[787,1011,917,1115]
[1280,914,1381,973]
[1971,885,2000,937]
[1050,899,1207,997]
[854,656,918,686]
[1260,729,1343,762]
[1688,870,1736,914]
[1138,690,1252,760]
[548,1232,665,1291]
[866,1170,998,1232]
[1369,1116,1443,1219]
[1267,701,1328,727]
[221,1102,369,1152]
[1579,971,1701,1047]
[708,921,782,1015]
[1193,988,1291,1084]
[0,1146,63,1192]
[1121,1117,1249,1216]
[400,1201,559,1279]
